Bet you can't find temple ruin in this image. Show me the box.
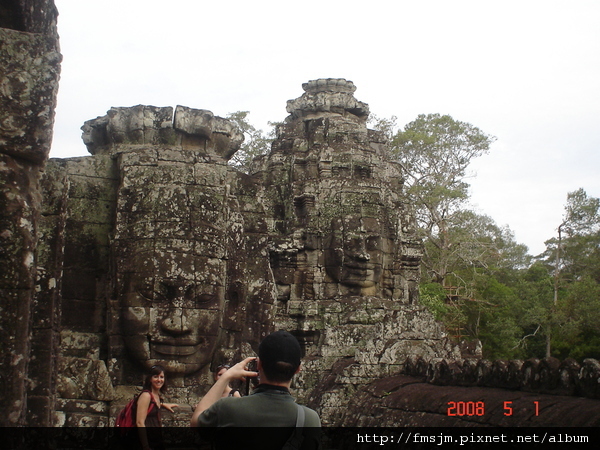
[29,78,457,426]
[2,0,600,429]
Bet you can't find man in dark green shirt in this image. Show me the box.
[191,331,321,449]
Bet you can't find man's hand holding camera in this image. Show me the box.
[191,356,258,425]
[222,357,259,383]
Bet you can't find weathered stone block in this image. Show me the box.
[173,106,243,160]
[82,106,174,154]
[61,270,97,300]
[62,223,110,271]
[67,174,117,202]
[56,357,115,401]
[61,412,109,427]
[579,358,600,399]
[60,331,102,359]
[27,348,54,397]
[116,148,159,168]
[558,358,580,396]
[0,29,60,164]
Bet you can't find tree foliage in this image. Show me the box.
[389,114,496,286]
[527,189,600,358]
[390,113,495,219]
[367,114,398,142]
[471,189,600,360]
[374,113,600,361]
[226,111,274,173]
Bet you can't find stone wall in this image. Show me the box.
[403,355,600,399]
[0,0,61,426]
[337,355,600,426]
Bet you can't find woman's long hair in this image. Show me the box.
[142,364,168,393]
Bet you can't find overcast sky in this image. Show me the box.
[51,0,600,256]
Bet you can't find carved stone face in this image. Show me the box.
[324,216,387,288]
[120,254,225,375]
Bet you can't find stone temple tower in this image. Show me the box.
[253,79,459,424]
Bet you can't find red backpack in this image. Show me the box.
[115,390,155,431]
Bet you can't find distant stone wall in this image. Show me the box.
[0,0,61,426]
[403,355,600,399]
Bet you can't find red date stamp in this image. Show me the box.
[447,401,540,416]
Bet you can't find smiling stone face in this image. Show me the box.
[120,268,224,375]
[111,138,234,376]
[257,78,424,306]
[324,215,386,289]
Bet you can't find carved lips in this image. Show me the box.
[151,340,202,357]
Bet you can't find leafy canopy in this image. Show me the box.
[226,111,274,173]
[391,113,495,225]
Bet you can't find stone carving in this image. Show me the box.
[30,78,460,425]
[36,104,275,425]
[94,106,238,376]
[9,71,598,427]
[324,214,388,290]
[255,78,421,304]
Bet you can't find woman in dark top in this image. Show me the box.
[135,365,178,450]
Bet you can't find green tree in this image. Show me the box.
[413,208,530,355]
[435,211,528,357]
[389,114,496,286]
[373,116,600,361]
[226,111,274,173]
[367,114,398,141]
[378,114,529,356]
[528,189,600,358]
[551,188,600,281]
[462,274,523,359]
[511,262,555,358]
[434,210,529,288]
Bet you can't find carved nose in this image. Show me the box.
[353,238,370,261]
[161,309,191,336]
[357,251,371,261]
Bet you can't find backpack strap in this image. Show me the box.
[139,390,157,414]
[295,404,305,427]
[282,404,305,450]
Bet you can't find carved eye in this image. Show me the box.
[136,287,167,304]
[194,290,216,307]
[136,289,154,302]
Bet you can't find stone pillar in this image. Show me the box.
[0,0,61,425]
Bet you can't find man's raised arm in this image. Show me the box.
[190,356,258,427]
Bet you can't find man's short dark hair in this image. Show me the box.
[258,331,302,383]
